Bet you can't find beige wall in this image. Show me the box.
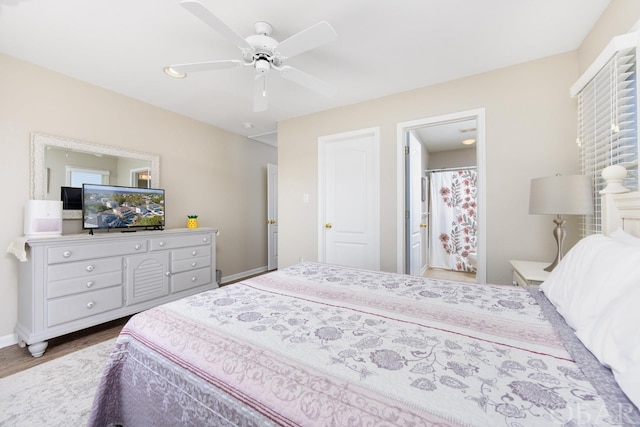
[578,0,640,74]
[278,52,580,284]
[427,148,476,170]
[0,53,276,340]
[278,1,640,286]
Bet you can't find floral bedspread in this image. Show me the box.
[88,262,639,426]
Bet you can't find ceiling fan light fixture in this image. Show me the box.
[255,59,271,75]
[163,66,187,79]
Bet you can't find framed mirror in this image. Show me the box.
[31,133,160,219]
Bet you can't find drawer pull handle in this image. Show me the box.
[86,265,94,272]
[135,244,141,250]
[87,301,95,309]
[202,237,208,242]
[192,250,197,256]
[191,262,197,267]
[191,277,197,282]
[159,241,165,247]
[63,251,71,258]
[165,271,171,277]
[86,281,94,288]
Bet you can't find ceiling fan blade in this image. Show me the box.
[276,21,337,59]
[180,0,251,50]
[168,60,243,74]
[279,66,336,97]
[254,75,268,112]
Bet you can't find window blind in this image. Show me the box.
[574,35,639,235]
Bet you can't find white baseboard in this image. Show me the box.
[0,333,18,349]
[221,266,268,284]
[0,266,269,350]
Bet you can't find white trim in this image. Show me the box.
[396,108,487,283]
[130,167,152,188]
[221,266,268,284]
[570,32,640,97]
[0,333,18,349]
[318,127,381,269]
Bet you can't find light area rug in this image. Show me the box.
[0,338,116,427]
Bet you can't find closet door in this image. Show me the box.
[318,128,380,270]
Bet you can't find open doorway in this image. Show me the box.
[131,167,151,188]
[397,108,486,283]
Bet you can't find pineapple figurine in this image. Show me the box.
[187,215,199,229]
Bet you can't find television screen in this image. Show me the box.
[61,186,82,210]
[82,183,165,230]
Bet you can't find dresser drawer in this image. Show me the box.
[48,257,122,282]
[172,245,212,261]
[172,255,211,274]
[47,286,123,327]
[171,267,212,293]
[47,271,123,299]
[48,240,147,264]
[150,233,212,251]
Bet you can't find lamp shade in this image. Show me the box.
[529,175,593,215]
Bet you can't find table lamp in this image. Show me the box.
[529,174,593,271]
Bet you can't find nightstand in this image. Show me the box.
[509,260,550,287]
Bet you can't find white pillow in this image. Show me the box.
[540,234,640,331]
[613,364,640,410]
[576,288,640,375]
[610,227,640,246]
[576,299,640,410]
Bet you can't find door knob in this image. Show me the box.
[325,223,332,229]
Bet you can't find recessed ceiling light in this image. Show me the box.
[163,67,187,79]
[462,138,476,145]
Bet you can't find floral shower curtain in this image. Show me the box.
[429,169,477,272]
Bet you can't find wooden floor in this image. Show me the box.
[423,267,477,283]
[0,315,130,379]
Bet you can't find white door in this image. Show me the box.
[267,163,278,271]
[319,128,380,270]
[423,174,430,271]
[407,133,426,275]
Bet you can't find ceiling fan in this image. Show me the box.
[164,0,338,112]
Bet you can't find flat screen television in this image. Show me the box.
[82,183,165,231]
[61,186,82,210]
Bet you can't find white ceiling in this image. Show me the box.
[413,119,477,153]
[0,0,610,147]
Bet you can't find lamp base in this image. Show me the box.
[545,215,566,272]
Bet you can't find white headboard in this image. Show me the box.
[601,165,640,237]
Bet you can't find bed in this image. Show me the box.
[88,172,640,426]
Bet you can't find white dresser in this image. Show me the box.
[16,227,217,357]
